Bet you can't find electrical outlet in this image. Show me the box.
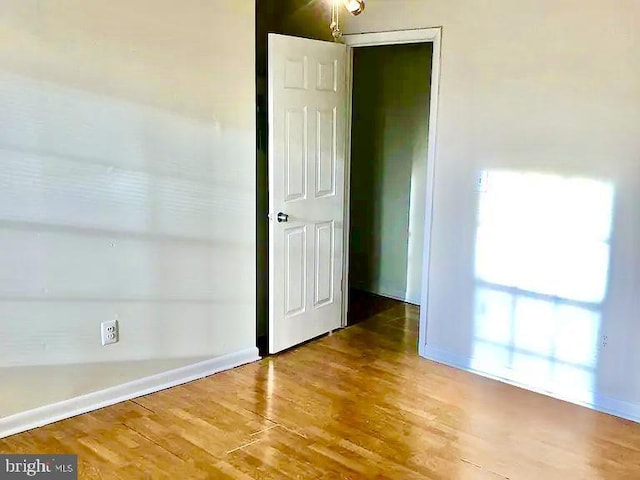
[476,170,489,192]
[101,319,119,346]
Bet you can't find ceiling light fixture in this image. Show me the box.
[330,0,365,40]
[343,0,365,15]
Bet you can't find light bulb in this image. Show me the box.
[343,0,365,16]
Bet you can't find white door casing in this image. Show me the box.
[342,28,442,354]
[268,34,347,354]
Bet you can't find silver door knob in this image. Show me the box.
[276,212,289,223]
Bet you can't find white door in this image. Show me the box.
[268,34,347,354]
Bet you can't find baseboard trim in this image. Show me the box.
[421,345,640,424]
[0,347,260,439]
[353,286,411,304]
[590,393,640,423]
[378,291,410,303]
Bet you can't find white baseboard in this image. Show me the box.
[421,345,640,424]
[375,290,407,303]
[352,285,412,304]
[0,347,260,439]
[590,393,640,423]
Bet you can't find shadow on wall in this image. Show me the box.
[0,70,255,369]
[471,170,614,406]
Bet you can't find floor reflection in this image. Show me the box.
[3,292,640,478]
[472,170,614,404]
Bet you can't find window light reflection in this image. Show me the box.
[472,170,614,405]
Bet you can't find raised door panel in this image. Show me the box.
[285,226,306,317]
[285,107,307,202]
[316,60,337,92]
[285,57,308,90]
[314,221,334,308]
[315,108,336,198]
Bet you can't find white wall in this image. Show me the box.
[349,44,431,304]
[345,1,640,421]
[0,1,256,417]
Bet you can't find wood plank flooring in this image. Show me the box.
[2,302,640,479]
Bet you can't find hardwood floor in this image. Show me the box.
[2,302,640,479]
[347,289,408,325]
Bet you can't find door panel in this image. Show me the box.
[314,221,334,307]
[268,34,346,354]
[284,226,306,316]
[316,108,336,197]
[284,57,308,90]
[285,107,307,201]
[317,60,338,92]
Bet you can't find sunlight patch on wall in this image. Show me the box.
[472,170,614,404]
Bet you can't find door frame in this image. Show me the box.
[340,28,442,355]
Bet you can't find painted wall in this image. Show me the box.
[344,1,640,421]
[0,1,256,417]
[280,0,335,42]
[349,44,432,304]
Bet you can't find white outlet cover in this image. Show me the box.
[476,170,489,192]
[101,319,119,346]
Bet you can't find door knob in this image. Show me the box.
[276,212,289,223]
